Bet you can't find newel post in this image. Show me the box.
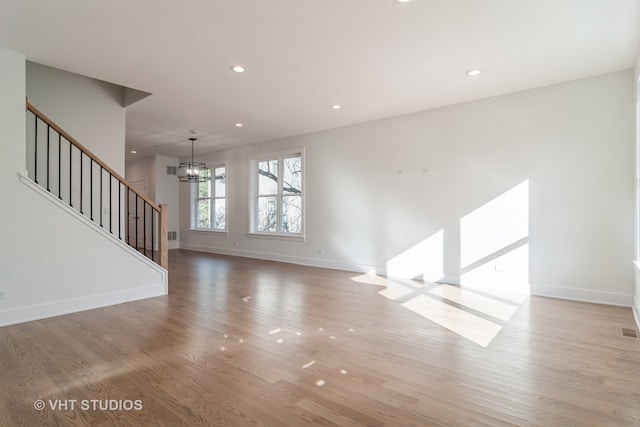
[159,204,169,270]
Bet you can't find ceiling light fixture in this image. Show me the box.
[230,65,246,73]
[130,150,137,154]
[177,138,211,183]
[466,69,482,76]
[396,0,412,3]
[331,104,342,110]
[235,123,244,127]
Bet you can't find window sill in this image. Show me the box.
[189,228,229,236]
[247,232,305,242]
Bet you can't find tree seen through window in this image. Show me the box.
[257,154,302,233]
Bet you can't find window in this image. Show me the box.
[252,152,303,236]
[194,165,226,231]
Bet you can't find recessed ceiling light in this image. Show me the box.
[235,123,243,127]
[230,65,246,73]
[396,0,412,3]
[466,69,482,76]
[331,104,342,110]
[130,150,137,154]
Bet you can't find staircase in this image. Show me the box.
[25,100,168,270]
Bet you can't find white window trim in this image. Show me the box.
[190,228,229,236]
[191,161,228,232]
[246,231,305,242]
[248,148,305,239]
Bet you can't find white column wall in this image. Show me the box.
[634,52,640,326]
[0,50,166,327]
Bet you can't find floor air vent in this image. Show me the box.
[616,327,639,338]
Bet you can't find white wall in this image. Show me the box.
[154,156,180,249]
[26,61,126,175]
[0,50,166,326]
[125,155,155,198]
[181,70,635,305]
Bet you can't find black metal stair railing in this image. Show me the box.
[25,101,168,269]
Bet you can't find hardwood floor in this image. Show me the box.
[1,249,640,426]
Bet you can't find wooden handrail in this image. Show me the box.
[26,99,168,270]
[26,101,159,211]
[159,205,168,270]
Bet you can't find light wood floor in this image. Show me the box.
[1,249,640,426]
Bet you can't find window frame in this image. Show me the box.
[191,162,228,234]
[249,149,305,240]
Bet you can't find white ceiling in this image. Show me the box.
[1,0,639,160]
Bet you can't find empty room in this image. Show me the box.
[1,1,640,425]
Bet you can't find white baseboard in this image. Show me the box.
[0,283,167,327]
[531,284,634,307]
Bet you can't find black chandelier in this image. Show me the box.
[178,138,211,183]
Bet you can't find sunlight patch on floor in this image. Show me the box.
[430,284,518,322]
[350,272,526,347]
[378,281,418,300]
[351,273,421,301]
[402,294,501,347]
